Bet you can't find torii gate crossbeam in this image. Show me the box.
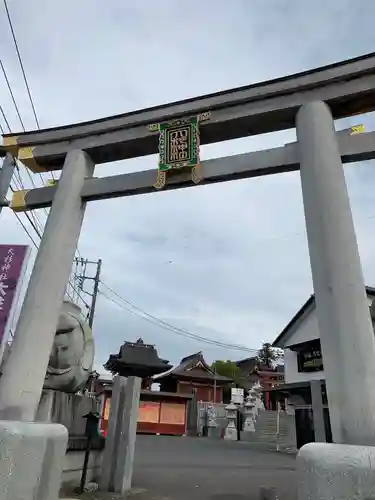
[5,128,375,213]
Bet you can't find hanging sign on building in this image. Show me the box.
[297,344,323,372]
[231,387,244,405]
[149,112,210,189]
[0,244,30,357]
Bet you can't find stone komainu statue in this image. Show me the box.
[43,300,95,393]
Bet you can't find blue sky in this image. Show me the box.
[1,0,375,373]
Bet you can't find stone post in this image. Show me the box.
[297,101,375,445]
[113,376,141,495]
[224,403,238,441]
[207,404,218,438]
[100,376,141,495]
[310,380,326,443]
[99,376,127,492]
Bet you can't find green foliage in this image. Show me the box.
[256,342,283,368]
[211,359,241,384]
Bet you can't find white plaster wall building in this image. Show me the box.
[270,286,375,448]
[273,287,375,384]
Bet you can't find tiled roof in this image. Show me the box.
[104,339,172,374]
[154,351,232,382]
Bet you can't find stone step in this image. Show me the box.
[256,427,290,435]
[257,430,289,436]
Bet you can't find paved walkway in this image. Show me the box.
[131,435,297,500]
[61,435,297,500]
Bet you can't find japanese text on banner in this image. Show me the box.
[0,247,14,311]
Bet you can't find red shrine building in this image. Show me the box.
[235,357,285,410]
[154,352,232,403]
[96,341,232,437]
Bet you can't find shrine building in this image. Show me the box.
[235,357,284,410]
[100,340,200,436]
[153,351,233,403]
[98,342,233,436]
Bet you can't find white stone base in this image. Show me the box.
[0,420,68,500]
[298,442,375,500]
[224,427,237,441]
[243,420,255,432]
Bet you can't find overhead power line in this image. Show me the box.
[0,157,84,305]
[0,60,25,130]
[12,211,39,248]
[0,15,56,181]
[0,57,77,252]
[0,103,11,132]
[99,281,259,353]
[3,0,40,129]
[9,184,44,237]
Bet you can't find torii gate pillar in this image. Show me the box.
[0,150,94,500]
[297,101,375,445]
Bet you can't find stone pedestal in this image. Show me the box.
[298,442,375,500]
[36,389,99,436]
[0,420,68,500]
[224,403,238,441]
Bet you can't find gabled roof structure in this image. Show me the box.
[104,338,172,378]
[153,352,232,384]
[236,356,273,372]
[272,286,375,348]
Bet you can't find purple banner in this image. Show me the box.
[0,244,29,344]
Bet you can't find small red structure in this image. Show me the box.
[154,352,232,403]
[100,386,192,436]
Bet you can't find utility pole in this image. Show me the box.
[88,259,101,328]
[0,152,15,217]
[75,258,102,328]
[213,365,217,403]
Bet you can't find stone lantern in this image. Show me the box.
[224,402,238,440]
[243,389,256,432]
[252,383,265,416]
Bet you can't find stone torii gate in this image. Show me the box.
[2,52,375,499]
